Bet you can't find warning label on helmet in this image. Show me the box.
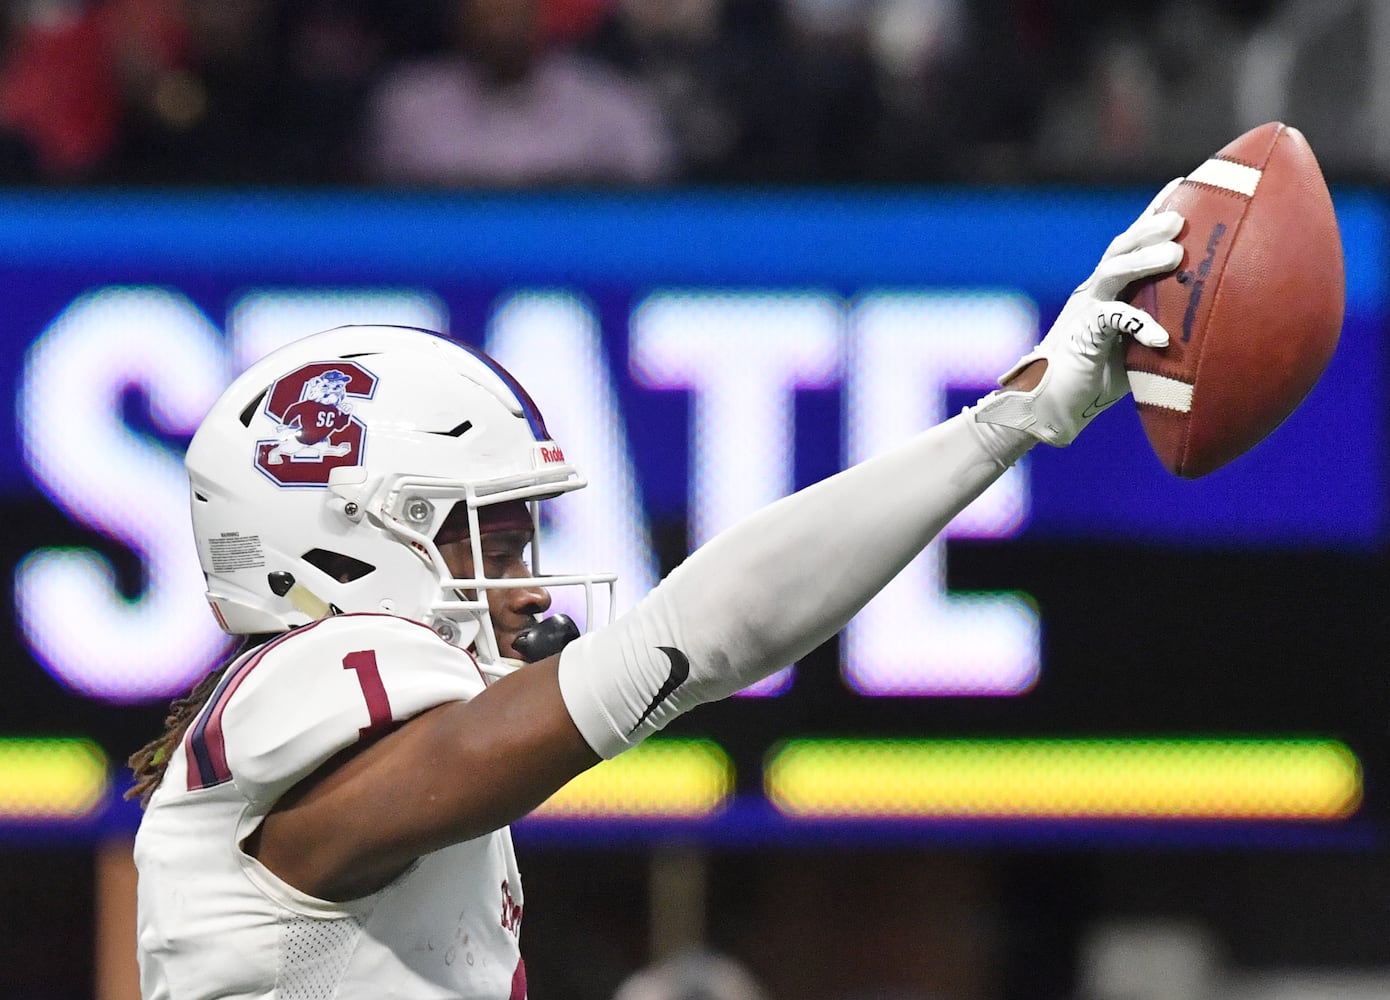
[207,532,265,573]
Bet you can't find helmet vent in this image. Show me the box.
[339,352,382,359]
[238,388,268,427]
[301,548,376,583]
[429,420,474,438]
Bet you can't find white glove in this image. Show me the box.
[973,179,1185,446]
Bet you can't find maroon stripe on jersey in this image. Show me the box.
[184,626,312,791]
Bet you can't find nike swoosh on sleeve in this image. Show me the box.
[627,646,691,735]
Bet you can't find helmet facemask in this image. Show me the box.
[374,479,615,680]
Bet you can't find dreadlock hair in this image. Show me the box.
[126,634,278,808]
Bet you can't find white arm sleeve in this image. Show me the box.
[557,410,1032,758]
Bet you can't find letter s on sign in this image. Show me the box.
[16,288,233,702]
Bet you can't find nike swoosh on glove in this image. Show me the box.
[973,178,1185,446]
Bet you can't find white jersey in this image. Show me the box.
[134,614,528,1000]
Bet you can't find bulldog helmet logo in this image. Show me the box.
[255,361,378,486]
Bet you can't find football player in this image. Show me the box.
[128,185,1182,999]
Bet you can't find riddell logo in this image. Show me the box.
[539,444,565,464]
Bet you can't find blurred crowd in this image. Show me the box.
[0,0,1348,188]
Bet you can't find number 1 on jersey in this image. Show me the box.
[343,649,394,740]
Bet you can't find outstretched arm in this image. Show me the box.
[250,187,1184,899]
[561,186,1183,757]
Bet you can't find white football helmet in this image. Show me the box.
[184,324,615,678]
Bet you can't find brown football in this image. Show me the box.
[1124,122,1344,479]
